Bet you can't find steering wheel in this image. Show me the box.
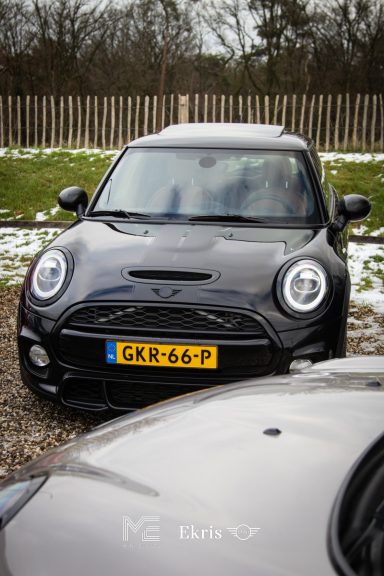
[242,189,298,215]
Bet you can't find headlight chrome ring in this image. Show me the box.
[282,260,328,313]
[31,249,68,300]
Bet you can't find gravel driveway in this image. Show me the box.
[1,286,383,480]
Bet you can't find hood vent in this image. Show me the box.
[122,267,220,284]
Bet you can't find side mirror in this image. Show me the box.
[332,194,371,232]
[58,186,88,218]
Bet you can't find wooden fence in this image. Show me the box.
[0,93,383,151]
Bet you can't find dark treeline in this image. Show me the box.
[0,0,384,97]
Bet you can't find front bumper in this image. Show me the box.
[18,301,344,411]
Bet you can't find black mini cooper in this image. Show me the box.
[18,124,371,411]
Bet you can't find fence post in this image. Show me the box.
[26,95,30,148]
[316,94,323,149]
[76,96,81,149]
[34,95,38,148]
[0,96,3,148]
[50,95,55,148]
[308,94,315,139]
[379,94,383,151]
[371,94,377,152]
[68,96,73,148]
[281,94,287,127]
[221,95,225,123]
[84,95,90,149]
[204,94,208,123]
[362,94,369,152]
[59,96,64,148]
[102,97,107,149]
[352,94,361,150]
[194,94,199,122]
[42,96,46,148]
[291,94,296,131]
[335,94,342,150]
[343,93,350,151]
[264,95,270,124]
[255,95,260,124]
[8,96,12,147]
[134,96,140,140]
[94,96,98,149]
[144,95,149,135]
[127,96,132,143]
[299,94,306,134]
[110,96,115,148]
[178,95,189,123]
[17,95,21,147]
[273,95,279,124]
[152,95,157,134]
[325,94,332,152]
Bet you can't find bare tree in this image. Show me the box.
[29,0,111,95]
[0,0,32,94]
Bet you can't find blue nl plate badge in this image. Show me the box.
[106,341,117,364]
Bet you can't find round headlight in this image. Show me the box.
[31,249,68,300]
[282,260,328,313]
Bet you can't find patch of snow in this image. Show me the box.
[351,224,368,235]
[348,240,384,313]
[0,228,62,284]
[320,152,384,163]
[35,207,60,221]
[0,148,118,158]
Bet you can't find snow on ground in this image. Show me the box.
[348,240,384,313]
[320,152,384,163]
[35,206,61,221]
[0,148,118,159]
[0,228,62,285]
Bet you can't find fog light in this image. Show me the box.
[29,345,50,367]
[289,359,313,373]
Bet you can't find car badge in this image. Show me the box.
[152,287,182,299]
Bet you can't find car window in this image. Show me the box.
[94,148,321,224]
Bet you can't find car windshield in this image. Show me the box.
[92,148,320,224]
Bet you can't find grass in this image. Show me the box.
[0,149,382,234]
[0,150,115,221]
[322,159,384,235]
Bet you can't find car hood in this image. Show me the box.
[34,220,339,327]
[4,373,384,576]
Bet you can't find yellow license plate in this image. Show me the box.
[106,341,218,369]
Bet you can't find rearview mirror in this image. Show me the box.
[341,194,371,222]
[332,194,371,232]
[58,186,88,218]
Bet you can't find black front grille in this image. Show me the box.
[62,378,106,407]
[65,305,267,336]
[62,377,210,410]
[57,304,279,390]
[107,380,209,409]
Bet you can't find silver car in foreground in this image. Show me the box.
[1,357,384,576]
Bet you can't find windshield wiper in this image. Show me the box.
[188,214,266,223]
[88,210,151,220]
